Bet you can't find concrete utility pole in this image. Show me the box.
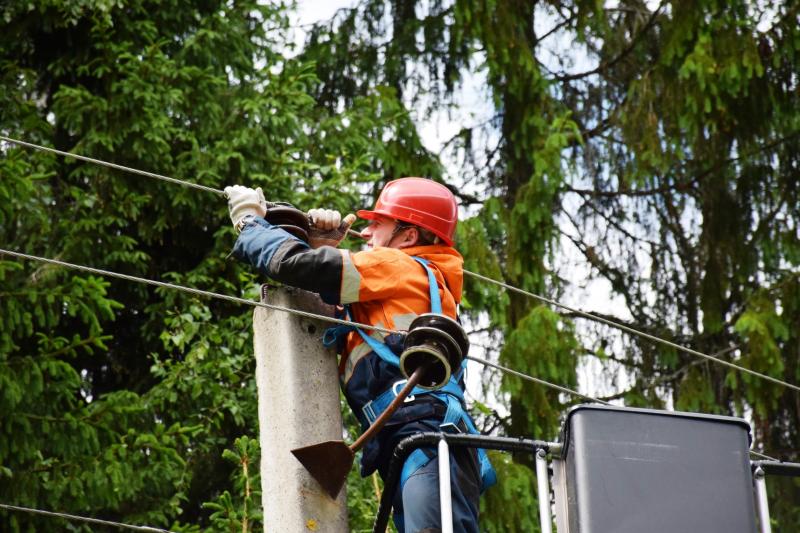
[254,286,348,532]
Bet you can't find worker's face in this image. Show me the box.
[361,215,417,249]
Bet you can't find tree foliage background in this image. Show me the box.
[1,0,798,531]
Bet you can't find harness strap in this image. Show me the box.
[322,323,353,348]
[322,255,496,492]
[355,326,400,367]
[410,256,469,381]
[433,393,497,492]
[400,448,434,488]
[411,256,442,314]
[361,379,465,428]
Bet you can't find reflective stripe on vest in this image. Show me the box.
[324,255,496,492]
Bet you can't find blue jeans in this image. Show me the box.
[392,447,480,533]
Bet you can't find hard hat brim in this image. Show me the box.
[356,209,379,220]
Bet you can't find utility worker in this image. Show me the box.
[226,177,493,533]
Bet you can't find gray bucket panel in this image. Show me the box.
[563,406,756,533]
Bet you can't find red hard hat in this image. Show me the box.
[357,177,458,246]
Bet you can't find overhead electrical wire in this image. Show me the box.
[0,135,224,196]
[0,249,394,336]
[0,503,174,533]
[0,136,790,466]
[0,248,603,408]
[750,449,780,462]
[1,245,783,462]
[463,271,800,393]
[465,354,611,406]
[2,134,796,395]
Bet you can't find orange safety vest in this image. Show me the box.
[335,244,463,383]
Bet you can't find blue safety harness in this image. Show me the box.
[325,257,496,492]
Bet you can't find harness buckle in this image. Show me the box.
[392,379,416,404]
[361,379,418,426]
[439,421,462,434]
[362,401,378,426]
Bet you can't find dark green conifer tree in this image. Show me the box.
[302,1,800,529]
[0,1,428,530]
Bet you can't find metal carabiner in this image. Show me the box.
[393,379,415,403]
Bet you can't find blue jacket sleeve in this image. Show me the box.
[232,216,344,304]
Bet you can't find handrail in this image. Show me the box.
[372,432,559,532]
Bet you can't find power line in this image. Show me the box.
[0,503,175,533]
[463,270,800,394]
[466,354,610,406]
[750,449,780,462]
[0,251,785,459]
[1,248,606,407]
[4,135,798,395]
[0,135,224,196]
[0,249,394,336]
[468,352,780,461]
[1,136,790,506]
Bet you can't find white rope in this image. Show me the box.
[0,503,174,532]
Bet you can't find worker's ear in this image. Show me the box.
[396,226,420,249]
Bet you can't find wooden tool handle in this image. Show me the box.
[350,367,425,452]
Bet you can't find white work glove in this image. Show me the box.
[225,185,267,231]
[308,208,342,231]
[308,209,356,248]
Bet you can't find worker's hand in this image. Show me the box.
[308,210,356,248]
[308,208,342,231]
[225,185,267,231]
